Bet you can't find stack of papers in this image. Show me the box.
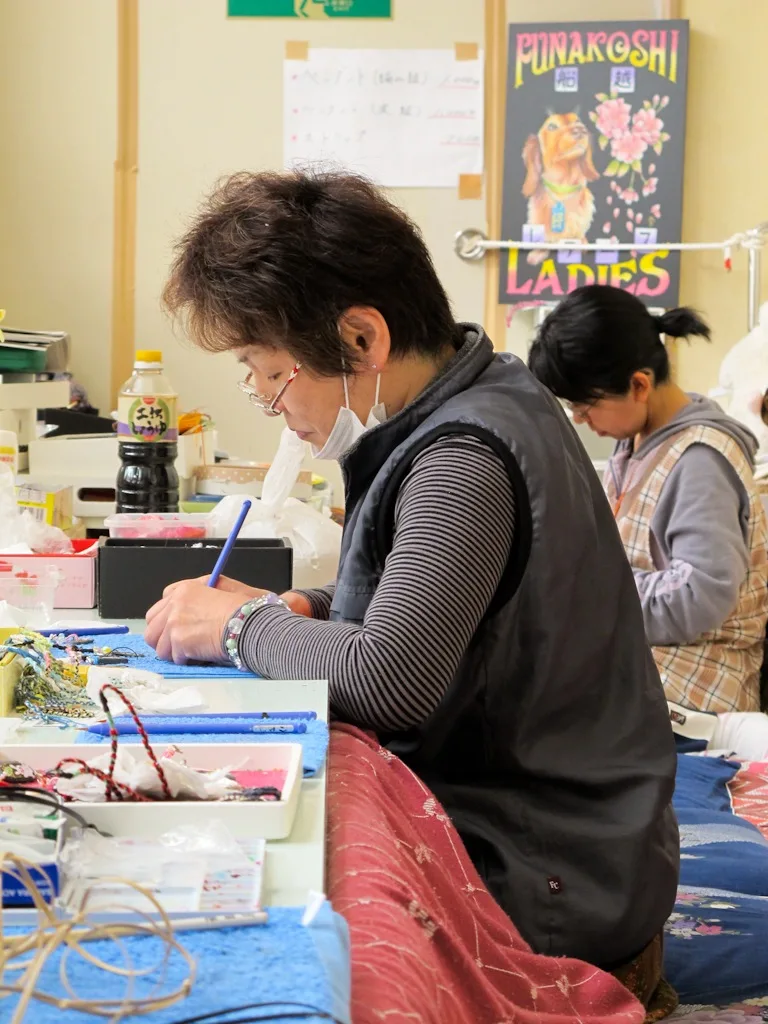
[0,328,70,375]
[0,328,69,352]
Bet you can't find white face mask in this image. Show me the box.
[311,374,386,461]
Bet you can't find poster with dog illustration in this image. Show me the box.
[499,21,689,309]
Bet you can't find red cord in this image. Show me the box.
[97,683,173,801]
[53,684,173,803]
[55,757,153,802]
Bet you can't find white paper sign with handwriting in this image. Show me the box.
[284,48,484,188]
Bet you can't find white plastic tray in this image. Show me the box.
[0,741,303,840]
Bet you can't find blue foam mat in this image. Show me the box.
[5,903,351,1023]
[89,633,255,678]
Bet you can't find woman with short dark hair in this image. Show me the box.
[146,171,678,1009]
[529,284,768,718]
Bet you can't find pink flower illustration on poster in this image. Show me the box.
[611,131,647,165]
[633,107,664,145]
[592,97,631,139]
[589,92,670,232]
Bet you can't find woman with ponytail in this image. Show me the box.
[529,285,768,732]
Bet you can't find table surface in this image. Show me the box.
[1,611,330,909]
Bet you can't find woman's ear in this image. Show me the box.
[340,307,391,369]
[630,371,654,402]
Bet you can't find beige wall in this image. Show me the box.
[135,0,485,497]
[0,0,116,415]
[676,0,768,392]
[0,0,765,480]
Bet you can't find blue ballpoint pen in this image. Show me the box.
[37,625,130,638]
[208,499,252,588]
[110,711,317,723]
[84,719,307,736]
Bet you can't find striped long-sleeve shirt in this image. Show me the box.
[238,435,516,731]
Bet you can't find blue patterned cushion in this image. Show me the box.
[678,808,768,897]
[674,753,739,813]
[665,887,768,1005]
[666,756,768,1006]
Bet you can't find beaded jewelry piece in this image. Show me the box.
[0,761,37,785]
[223,593,288,670]
[47,633,139,666]
[2,632,100,722]
[1,631,148,722]
[221,786,282,802]
[15,663,98,722]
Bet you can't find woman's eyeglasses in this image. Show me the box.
[237,363,302,417]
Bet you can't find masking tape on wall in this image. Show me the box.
[454,42,479,61]
[285,40,309,60]
[458,174,483,200]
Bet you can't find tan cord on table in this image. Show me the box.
[0,851,196,1022]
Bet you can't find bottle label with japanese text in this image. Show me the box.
[117,394,178,442]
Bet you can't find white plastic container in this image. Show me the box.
[0,429,18,474]
[104,512,209,540]
[0,742,303,841]
[0,565,61,623]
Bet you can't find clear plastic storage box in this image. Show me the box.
[103,512,209,540]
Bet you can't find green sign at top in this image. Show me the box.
[228,0,391,17]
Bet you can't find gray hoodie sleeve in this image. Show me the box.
[635,443,751,645]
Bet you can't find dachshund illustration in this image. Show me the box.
[522,112,600,265]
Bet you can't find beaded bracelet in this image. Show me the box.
[223,593,288,671]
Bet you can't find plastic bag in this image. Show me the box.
[55,747,242,802]
[0,464,73,554]
[159,819,247,859]
[0,466,27,550]
[59,827,207,912]
[19,511,74,554]
[85,667,205,715]
[207,427,341,589]
[261,425,308,513]
[60,822,262,915]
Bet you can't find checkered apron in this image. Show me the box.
[604,425,768,713]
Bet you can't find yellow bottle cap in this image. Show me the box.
[135,349,162,363]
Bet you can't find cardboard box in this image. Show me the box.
[64,518,87,540]
[0,539,99,608]
[98,537,292,619]
[195,461,313,499]
[15,481,73,530]
[2,861,59,907]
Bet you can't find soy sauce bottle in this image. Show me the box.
[116,350,179,513]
